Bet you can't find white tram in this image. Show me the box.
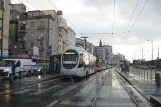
[60,47,97,77]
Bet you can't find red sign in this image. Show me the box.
[30,55,49,61]
[9,51,49,60]
[17,54,30,58]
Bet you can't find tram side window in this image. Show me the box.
[78,54,83,68]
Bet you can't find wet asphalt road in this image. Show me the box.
[0,69,140,107]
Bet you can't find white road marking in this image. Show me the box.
[99,86,110,98]
[46,100,59,107]
[0,76,65,95]
[74,83,96,96]
[59,101,136,107]
[52,85,78,96]
[31,85,60,95]
[12,89,33,94]
[83,75,96,84]
[59,101,92,106]
[96,102,136,107]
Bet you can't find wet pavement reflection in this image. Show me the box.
[0,69,140,107]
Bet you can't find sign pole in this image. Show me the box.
[0,0,4,61]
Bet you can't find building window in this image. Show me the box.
[31,42,34,48]
[20,22,26,30]
[40,21,44,27]
[39,51,43,56]
[51,23,53,28]
[40,32,43,37]
[31,32,34,37]
[31,22,35,29]
[40,42,43,47]
[20,44,23,48]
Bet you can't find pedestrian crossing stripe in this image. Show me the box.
[12,89,33,94]
[59,101,136,107]
[31,85,60,95]
[52,85,78,96]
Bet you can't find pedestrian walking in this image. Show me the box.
[8,61,16,80]
[120,64,123,72]
[155,73,161,96]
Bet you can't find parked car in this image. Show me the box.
[0,59,36,80]
[32,63,49,75]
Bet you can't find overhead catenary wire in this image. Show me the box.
[48,0,58,10]
[17,0,33,10]
[124,0,140,34]
[23,0,39,10]
[81,33,113,35]
[127,0,149,36]
[47,0,82,36]
[112,0,115,34]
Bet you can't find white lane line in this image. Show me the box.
[59,101,136,107]
[96,102,136,107]
[83,75,96,84]
[98,86,110,98]
[59,101,92,106]
[46,100,59,107]
[12,89,33,94]
[0,76,65,95]
[52,85,78,96]
[74,82,96,97]
[31,85,60,95]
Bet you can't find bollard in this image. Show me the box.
[144,68,145,79]
[19,71,22,79]
[147,69,149,80]
[155,73,161,96]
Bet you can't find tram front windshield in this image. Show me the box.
[62,50,78,68]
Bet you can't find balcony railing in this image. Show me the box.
[38,25,45,30]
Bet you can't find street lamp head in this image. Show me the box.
[81,36,88,39]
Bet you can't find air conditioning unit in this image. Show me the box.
[38,36,43,40]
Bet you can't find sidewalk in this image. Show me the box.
[116,67,161,106]
[0,73,62,92]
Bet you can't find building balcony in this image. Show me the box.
[38,26,45,30]
[17,33,27,37]
[18,29,27,33]
[39,46,45,51]
[20,48,28,52]
[37,36,44,41]
[17,38,26,43]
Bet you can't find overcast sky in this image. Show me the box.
[12,0,161,62]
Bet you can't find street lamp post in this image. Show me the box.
[81,36,88,50]
[147,39,154,81]
[0,0,4,61]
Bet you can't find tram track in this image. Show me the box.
[115,70,141,107]
[91,71,108,107]
[115,69,154,107]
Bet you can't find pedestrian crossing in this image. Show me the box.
[31,85,60,95]
[52,85,78,96]
[12,89,33,94]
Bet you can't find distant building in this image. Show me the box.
[0,0,10,58]
[95,39,113,65]
[99,39,102,47]
[112,53,125,65]
[76,38,94,55]
[9,5,71,56]
[66,27,76,47]
[95,46,103,60]
[9,3,26,54]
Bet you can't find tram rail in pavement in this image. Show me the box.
[116,68,156,107]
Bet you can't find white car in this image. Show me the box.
[0,59,36,79]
